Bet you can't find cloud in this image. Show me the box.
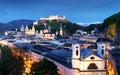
[77,21,101,26]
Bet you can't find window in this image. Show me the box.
[87,63,98,69]
[76,50,78,56]
[50,34,52,37]
[102,46,104,48]
[43,35,45,37]
[76,46,78,48]
[102,49,104,55]
[90,57,94,60]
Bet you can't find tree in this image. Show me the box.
[0,44,2,49]
[30,58,60,75]
[29,19,82,36]
[0,46,25,75]
[0,61,3,75]
[101,12,120,31]
[114,20,120,45]
[0,46,14,75]
[11,56,25,75]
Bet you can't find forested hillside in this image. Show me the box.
[100,12,120,44]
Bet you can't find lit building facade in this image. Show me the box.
[59,24,63,37]
[25,25,35,35]
[33,15,66,25]
[39,24,55,39]
[39,29,55,39]
[72,42,107,75]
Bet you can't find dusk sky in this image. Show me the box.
[0,0,120,24]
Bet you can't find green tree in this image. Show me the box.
[29,20,82,36]
[0,46,25,75]
[0,44,3,75]
[1,46,14,75]
[0,44,2,49]
[114,20,120,45]
[101,12,120,31]
[11,56,25,75]
[30,58,60,75]
[0,61,3,75]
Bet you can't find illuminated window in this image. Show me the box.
[43,35,45,37]
[50,34,52,37]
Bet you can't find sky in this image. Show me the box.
[0,0,120,24]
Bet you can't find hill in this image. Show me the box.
[100,12,120,44]
[31,20,82,36]
[0,19,83,36]
[0,23,8,32]
[83,24,101,34]
[7,19,35,29]
[0,19,35,32]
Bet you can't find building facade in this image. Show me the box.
[72,42,107,75]
[39,24,55,39]
[33,15,66,25]
[25,25,35,35]
[39,29,55,39]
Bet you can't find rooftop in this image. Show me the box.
[44,50,72,68]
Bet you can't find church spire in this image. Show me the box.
[56,30,58,36]
[25,25,29,31]
[59,24,63,37]
[20,25,25,32]
[48,23,51,33]
[32,25,35,31]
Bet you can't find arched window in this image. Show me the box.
[76,50,78,56]
[43,35,45,37]
[87,63,98,69]
[50,34,52,37]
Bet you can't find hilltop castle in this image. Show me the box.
[33,15,66,25]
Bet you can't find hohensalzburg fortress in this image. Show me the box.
[41,15,65,20]
[33,15,66,25]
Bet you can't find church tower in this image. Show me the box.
[56,30,58,36]
[32,25,35,31]
[59,24,63,37]
[40,30,43,35]
[31,25,35,34]
[72,42,81,68]
[20,25,25,32]
[97,42,106,58]
[25,25,29,32]
[35,30,39,38]
[48,24,51,33]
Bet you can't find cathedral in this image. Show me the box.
[20,24,64,39]
[72,41,107,75]
[25,25,35,35]
[39,24,55,39]
[20,25,35,35]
